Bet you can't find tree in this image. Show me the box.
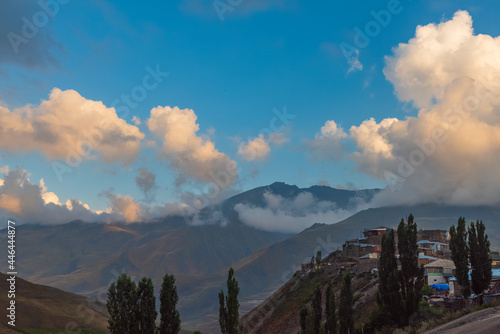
[312,286,322,334]
[316,250,322,267]
[136,277,157,333]
[107,274,138,334]
[325,283,337,334]
[339,271,354,334]
[449,217,471,300]
[299,306,308,334]
[468,220,492,304]
[159,274,181,334]
[219,267,240,334]
[377,230,402,326]
[397,214,424,325]
[311,256,315,268]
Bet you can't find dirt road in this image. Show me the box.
[424,306,500,334]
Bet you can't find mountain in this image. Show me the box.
[0,182,376,332]
[0,272,108,332]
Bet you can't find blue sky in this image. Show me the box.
[2,0,500,223]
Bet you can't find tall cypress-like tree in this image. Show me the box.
[107,274,138,334]
[136,277,157,333]
[449,217,471,299]
[377,230,402,325]
[159,274,181,334]
[468,220,492,304]
[312,286,322,334]
[339,271,354,334]
[316,251,322,267]
[397,215,424,325]
[219,267,240,334]
[325,283,337,334]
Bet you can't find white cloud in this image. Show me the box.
[305,120,347,161]
[237,132,288,162]
[235,191,364,233]
[0,88,144,165]
[347,49,363,74]
[147,106,237,187]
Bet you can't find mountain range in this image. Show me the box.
[1,182,499,332]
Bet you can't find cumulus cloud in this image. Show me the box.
[148,106,237,187]
[0,88,144,165]
[0,0,63,69]
[135,168,157,201]
[384,10,500,109]
[235,191,365,233]
[314,10,500,206]
[305,120,347,161]
[237,132,287,162]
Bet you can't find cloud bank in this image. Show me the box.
[312,10,500,206]
[235,191,364,233]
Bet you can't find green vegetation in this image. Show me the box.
[469,220,492,304]
[159,274,181,334]
[450,217,471,299]
[312,286,322,333]
[316,250,322,267]
[397,214,424,325]
[106,273,180,334]
[218,267,240,334]
[107,273,138,333]
[339,271,354,334]
[325,283,336,334]
[137,277,158,333]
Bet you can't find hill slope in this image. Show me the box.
[0,272,108,332]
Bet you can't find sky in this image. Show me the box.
[1,0,500,226]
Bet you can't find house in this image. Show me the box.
[358,253,379,273]
[424,259,455,285]
[491,252,500,268]
[417,240,450,258]
[417,229,449,243]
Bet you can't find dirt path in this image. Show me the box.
[424,306,500,334]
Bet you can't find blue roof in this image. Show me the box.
[431,284,450,291]
[419,254,438,260]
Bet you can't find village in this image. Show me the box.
[301,226,500,308]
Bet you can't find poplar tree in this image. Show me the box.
[312,286,322,334]
[159,274,181,334]
[136,277,157,333]
[325,283,337,334]
[468,220,492,304]
[107,274,138,334]
[449,217,471,299]
[219,268,240,334]
[397,215,424,325]
[339,271,354,334]
[377,230,402,326]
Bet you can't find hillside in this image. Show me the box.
[0,272,108,332]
